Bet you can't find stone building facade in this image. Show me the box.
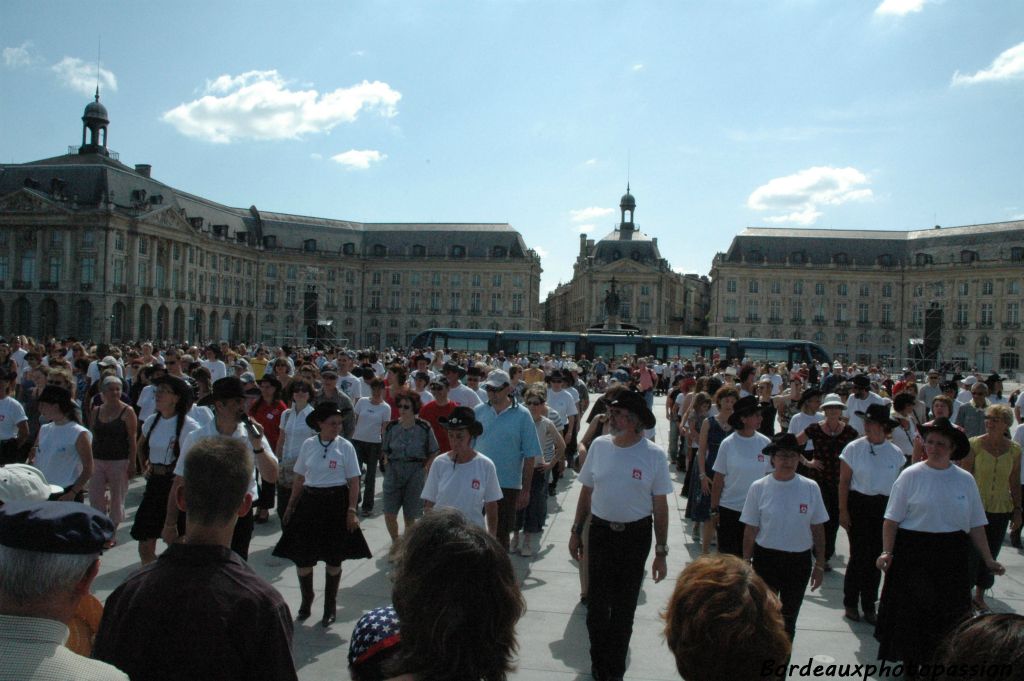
[0,96,542,348]
[709,223,1024,372]
[543,188,709,335]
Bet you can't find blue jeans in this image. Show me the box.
[515,468,549,533]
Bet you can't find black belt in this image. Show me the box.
[303,485,347,496]
[590,515,652,532]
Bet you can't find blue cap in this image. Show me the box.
[0,501,114,554]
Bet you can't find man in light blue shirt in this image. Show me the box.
[474,369,541,550]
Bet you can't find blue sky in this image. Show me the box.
[2,1,1023,296]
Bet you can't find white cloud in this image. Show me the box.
[3,41,37,69]
[952,42,1024,86]
[569,206,614,222]
[51,56,117,95]
[162,70,401,143]
[632,63,644,72]
[747,166,872,225]
[874,0,926,16]
[583,158,598,166]
[534,246,550,258]
[309,152,323,160]
[577,224,596,234]
[331,149,386,169]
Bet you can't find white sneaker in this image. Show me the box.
[520,534,534,557]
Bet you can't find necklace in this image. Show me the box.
[318,436,332,458]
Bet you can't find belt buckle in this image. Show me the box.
[610,522,625,532]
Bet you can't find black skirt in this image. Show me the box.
[130,473,177,541]
[273,485,372,567]
[875,528,971,665]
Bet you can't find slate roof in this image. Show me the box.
[0,153,533,260]
[591,226,662,264]
[723,222,1024,266]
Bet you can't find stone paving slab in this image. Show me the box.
[91,396,1024,680]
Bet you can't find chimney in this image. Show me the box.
[135,164,152,178]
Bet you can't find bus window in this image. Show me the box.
[614,342,638,357]
[443,337,489,353]
[592,344,615,359]
[808,344,831,365]
[525,341,551,354]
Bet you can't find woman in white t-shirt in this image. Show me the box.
[274,381,316,520]
[0,370,29,464]
[741,432,828,641]
[875,418,1005,670]
[274,402,371,628]
[129,375,200,565]
[711,395,771,557]
[421,406,503,535]
[352,377,393,517]
[30,385,92,501]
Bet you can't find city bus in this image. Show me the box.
[409,328,831,368]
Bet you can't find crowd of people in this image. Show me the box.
[0,333,1021,680]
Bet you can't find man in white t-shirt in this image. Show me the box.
[336,353,368,401]
[162,377,276,560]
[844,375,890,436]
[444,362,482,408]
[569,390,671,681]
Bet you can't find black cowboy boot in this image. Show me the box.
[297,573,314,620]
[322,571,341,627]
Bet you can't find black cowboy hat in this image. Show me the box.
[796,387,824,408]
[855,403,900,430]
[763,432,802,457]
[442,361,466,377]
[728,395,761,430]
[917,418,970,461]
[986,373,1006,384]
[608,390,657,430]
[306,402,346,432]
[37,384,73,409]
[851,374,871,389]
[152,375,194,409]
[211,376,246,402]
[438,406,483,437]
[545,369,569,383]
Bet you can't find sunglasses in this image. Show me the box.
[292,386,310,393]
[398,403,413,410]
[525,399,544,406]
[484,385,505,392]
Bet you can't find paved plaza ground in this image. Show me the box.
[91,395,1024,680]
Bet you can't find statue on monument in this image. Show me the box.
[604,277,621,318]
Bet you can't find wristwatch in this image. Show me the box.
[655,544,669,556]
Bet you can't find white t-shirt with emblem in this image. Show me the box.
[883,461,987,533]
[421,452,503,528]
[578,435,674,523]
[294,435,361,488]
[0,396,28,440]
[713,431,773,511]
[839,437,904,496]
[741,474,829,552]
[353,398,392,443]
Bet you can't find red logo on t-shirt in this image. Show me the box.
[471,479,480,490]
[799,503,808,514]
[328,460,337,469]
[632,469,642,480]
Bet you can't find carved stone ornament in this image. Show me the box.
[0,190,53,213]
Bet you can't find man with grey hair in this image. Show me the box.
[94,436,297,681]
[0,501,127,680]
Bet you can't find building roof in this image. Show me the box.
[722,221,1024,267]
[0,153,534,260]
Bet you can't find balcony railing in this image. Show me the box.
[835,320,850,327]
[1003,322,1021,330]
[141,287,154,296]
[39,281,58,290]
[879,321,895,329]
[723,316,739,323]
[953,321,969,329]
[977,321,994,329]
[768,318,783,325]
[13,280,31,290]
[790,318,804,325]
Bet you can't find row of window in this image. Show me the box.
[746,248,1023,267]
[726,278,1023,298]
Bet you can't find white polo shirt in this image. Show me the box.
[578,435,673,523]
[838,437,904,496]
[741,474,829,553]
[294,435,361,488]
[712,431,773,511]
[884,462,987,533]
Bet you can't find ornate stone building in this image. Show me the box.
[0,96,542,347]
[543,188,709,335]
[709,223,1024,372]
